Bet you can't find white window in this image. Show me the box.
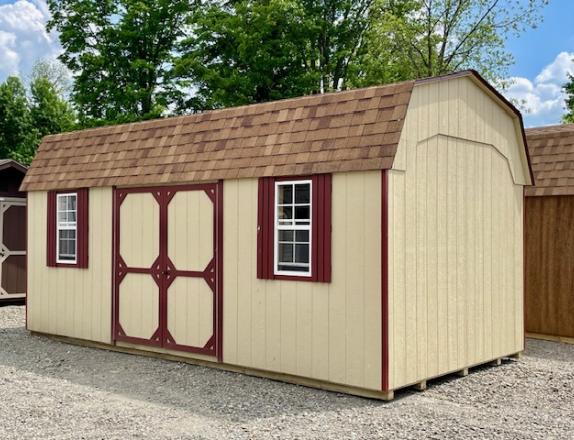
[56,193,77,264]
[274,180,311,276]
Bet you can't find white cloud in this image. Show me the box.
[0,0,61,81]
[503,51,574,127]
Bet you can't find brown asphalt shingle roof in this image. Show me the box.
[525,124,574,196]
[21,81,414,191]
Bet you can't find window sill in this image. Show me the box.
[270,274,329,283]
[50,262,86,269]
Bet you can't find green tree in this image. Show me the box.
[30,77,76,138]
[174,0,406,110]
[174,0,320,110]
[564,74,574,124]
[0,71,76,164]
[0,77,36,163]
[175,0,547,110]
[378,0,548,81]
[47,0,195,127]
[30,59,72,96]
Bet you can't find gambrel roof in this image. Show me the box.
[21,70,530,191]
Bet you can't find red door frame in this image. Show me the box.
[112,182,224,361]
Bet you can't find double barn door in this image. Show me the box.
[113,183,222,360]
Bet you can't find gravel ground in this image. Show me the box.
[0,305,573,439]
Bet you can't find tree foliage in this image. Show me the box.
[47,0,548,116]
[173,0,547,109]
[174,0,413,109]
[0,72,75,164]
[378,0,548,81]
[0,77,35,162]
[563,74,574,124]
[47,0,195,127]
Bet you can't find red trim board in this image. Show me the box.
[381,169,389,391]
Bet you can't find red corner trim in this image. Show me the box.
[381,169,389,391]
[523,186,526,349]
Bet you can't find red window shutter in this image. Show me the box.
[257,177,275,279]
[76,188,89,268]
[257,174,331,282]
[311,174,332,283]
[46,188,89,269]
[46,191,57,267]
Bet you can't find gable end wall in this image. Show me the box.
[387,77,526,390]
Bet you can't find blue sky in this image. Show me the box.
[0,0,572,127]
[504,0,574,126]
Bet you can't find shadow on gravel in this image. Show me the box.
[0,300,25,307]
[524,338,574,363]
[0,325,382,422]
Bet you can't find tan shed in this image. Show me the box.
[21,70,532,400]
[524,123,574,343]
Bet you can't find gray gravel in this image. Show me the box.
[0,305,573,439]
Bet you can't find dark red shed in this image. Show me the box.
[0,159,27,301]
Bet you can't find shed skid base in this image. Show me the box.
[527,332,574,346]
[394,352,522,394]
[413,380,427,391]
[30,332,394,401]
[457,368,469,377]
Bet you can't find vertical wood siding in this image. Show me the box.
[223,172,382,391]
[387,77,526,390]
[525,196,574,338]
[27,188,112,343]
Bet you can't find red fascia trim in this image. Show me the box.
[381,170,389,392]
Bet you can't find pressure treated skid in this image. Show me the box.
[23,71,531,400]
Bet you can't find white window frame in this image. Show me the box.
[56,192,78,264]
[274,179,312,277]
